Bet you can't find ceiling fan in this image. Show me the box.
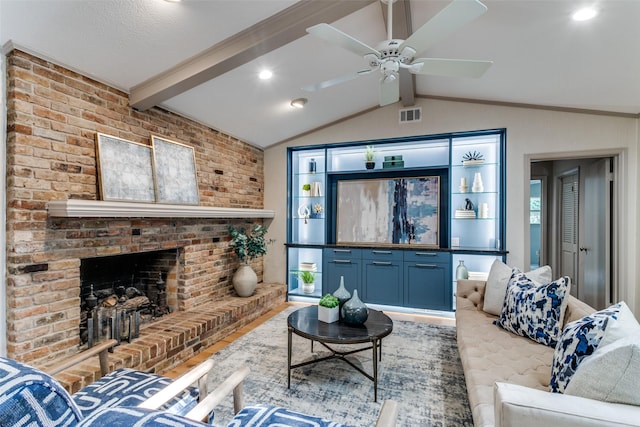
[303,0,493,106]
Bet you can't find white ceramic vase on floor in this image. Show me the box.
[232,264,257,297]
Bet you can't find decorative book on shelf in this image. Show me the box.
[383,155,404,169]
[455,209,476,219]
[299,262,317,272]
[462,159,485,166]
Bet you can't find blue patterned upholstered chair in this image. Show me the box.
[76,406,212,426]
[0,340,397,427]
[0,339,248,426]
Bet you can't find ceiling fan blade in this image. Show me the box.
[410,58,492,78]
[307,23,380,58]
[302,69,374,92]
[399,0,488,56]
[379,78,400,106]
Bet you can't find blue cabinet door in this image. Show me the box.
[403,259,452,311]
[362,250,403,305]
[323,248,361,296]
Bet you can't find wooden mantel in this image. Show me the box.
[48,199,275,219]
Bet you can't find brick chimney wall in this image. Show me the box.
[5,49,268,366]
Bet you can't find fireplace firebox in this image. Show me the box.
[80,250,178,346]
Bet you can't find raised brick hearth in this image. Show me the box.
[52,282,286,393]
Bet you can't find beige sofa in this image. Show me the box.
[456,279,640,427]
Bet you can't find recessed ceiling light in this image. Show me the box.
[290,98,307,109]
[572,7,597,21]
[258,69,273,80]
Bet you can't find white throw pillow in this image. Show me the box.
[483,260,552,315]
[549,301,640,393]
[564,330,640,405]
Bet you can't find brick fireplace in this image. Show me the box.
[4,49,275,368]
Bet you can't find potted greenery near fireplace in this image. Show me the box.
[229,224,270,297]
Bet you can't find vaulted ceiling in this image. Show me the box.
[2,0,639,148]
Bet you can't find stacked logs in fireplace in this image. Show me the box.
[81,272,170,347]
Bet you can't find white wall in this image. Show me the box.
[264,98,639,314]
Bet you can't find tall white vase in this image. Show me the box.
[232,264,257,297]
[472,172,484,193]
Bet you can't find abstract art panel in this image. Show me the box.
[337,176,439,246]
[95,133,155,202]
[151,135,199,205]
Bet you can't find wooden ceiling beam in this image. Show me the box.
[130,0,376,111]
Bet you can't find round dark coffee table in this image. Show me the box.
[287,305,393,402]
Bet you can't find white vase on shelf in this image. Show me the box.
[472,172,484,193]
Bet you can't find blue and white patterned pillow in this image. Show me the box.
[549,301,639,393]
[77,406,211,426]
[0,357,83,426]
[495,270,570,347]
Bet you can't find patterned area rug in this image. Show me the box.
[206,307,472,426]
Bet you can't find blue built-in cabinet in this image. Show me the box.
[403,251,451,310]
[323,248,362,297]
[362,250,404,306]
[286,129,507,312]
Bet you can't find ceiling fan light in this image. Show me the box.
[290,98,307,109]
[382,72,397,84]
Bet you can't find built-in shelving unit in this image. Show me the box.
[286,129,506,311]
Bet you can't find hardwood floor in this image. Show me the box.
[163,301,455,379]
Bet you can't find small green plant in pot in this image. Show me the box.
[318,293,340,323]
[299,271,316,294]
[365,145,376,169]
[301,183,311,196]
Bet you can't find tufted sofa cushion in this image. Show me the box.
[456,279,595,427]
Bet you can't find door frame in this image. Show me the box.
[524,149,624,306]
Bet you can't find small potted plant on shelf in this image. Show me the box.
[318,294,339,323]
[301,183,311,196]
[365,145,376,169]
[299,271,316,294]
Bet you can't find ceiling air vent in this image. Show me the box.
[399,107,422,124]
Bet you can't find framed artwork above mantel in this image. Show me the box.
[95,133,156,203]
[151,135,199,205]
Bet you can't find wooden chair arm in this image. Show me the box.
[138,359,216,410]
[184,366,250,422]
[44,339,117,376]
[375,400,399,427]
